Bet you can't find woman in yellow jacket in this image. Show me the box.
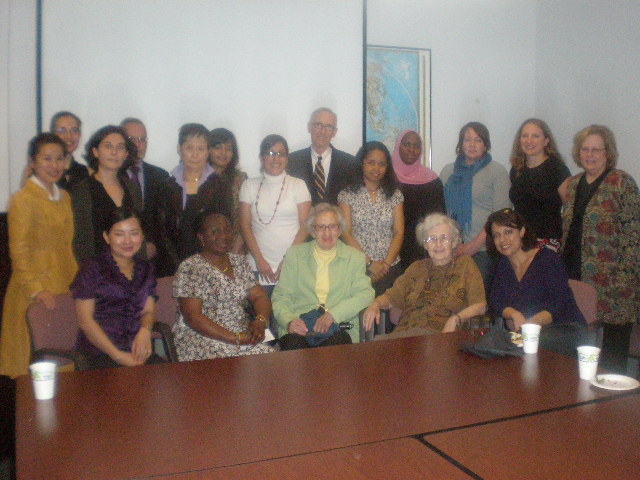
[0,133,78,378]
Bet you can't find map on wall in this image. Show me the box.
[366,46,431,165]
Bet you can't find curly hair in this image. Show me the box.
[84,125,137,172]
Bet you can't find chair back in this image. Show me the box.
[568,279,598,325]
[27,293,80,366]
[629,324,640,358]
[155,276,178,328]
[153,276,179,362]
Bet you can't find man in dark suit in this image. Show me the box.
[121,118,174,276]
[288,107,356,205]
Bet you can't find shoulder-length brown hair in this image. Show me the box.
[484,208,537,256]
[571,125,618,170]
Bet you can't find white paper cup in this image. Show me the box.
[577,346,600,380]
[29,361,57,400]
[521,323,542,354]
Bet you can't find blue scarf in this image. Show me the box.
[444,154,492,235]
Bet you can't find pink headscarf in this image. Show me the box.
[391,130,438,185]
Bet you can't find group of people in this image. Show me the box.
[0,108,638,379]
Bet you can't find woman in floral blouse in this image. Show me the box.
[561,125,640,374]
[338,141,404,297]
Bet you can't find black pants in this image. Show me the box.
[600,323,633,374]
[279,330,352,350]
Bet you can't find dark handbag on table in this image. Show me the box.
[461,322,524,359]
[300,307,339,347]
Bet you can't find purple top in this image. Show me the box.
[71,252,156,355]
[490,247,585,324]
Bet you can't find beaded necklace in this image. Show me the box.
[255,174,287,225]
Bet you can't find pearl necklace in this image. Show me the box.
[255,174,287,225]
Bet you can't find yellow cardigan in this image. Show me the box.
[0,181,78,378]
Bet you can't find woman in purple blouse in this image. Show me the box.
[72,207,164,369]
[486,209,585,355]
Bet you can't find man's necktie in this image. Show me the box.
[314,156,325,200]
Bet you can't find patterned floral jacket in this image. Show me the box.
[561,169,640,324]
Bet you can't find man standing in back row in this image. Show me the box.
[288,107,356,205]
[121,117,175,276]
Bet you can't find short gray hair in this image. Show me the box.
[416,213,461,249]
[305,202,346,235]
[308,107,337,127]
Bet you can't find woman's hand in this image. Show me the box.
[256,257,276,283]
[313,312,335,334]
[442,314,460,333]
[368,261,387,282]
[274,260,284,281]
[131,327,153,363]
[112,351,143,367]
[363,303,381,331]
[503,308,527,332]
[287,318,308,336]
[246,319,266,344]
[35,290,56,310]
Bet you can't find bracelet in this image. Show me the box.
[235,332,240,348]
[255,315,267,325]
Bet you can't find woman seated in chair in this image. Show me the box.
[363,213,486,338]
[486,208,585,332]
[272,203,375,350]
[172,209,276,361]
[71,207,164,369]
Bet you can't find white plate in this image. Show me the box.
[590,374,640,391]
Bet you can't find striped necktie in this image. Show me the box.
[314,156,325,200]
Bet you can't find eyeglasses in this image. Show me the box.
[580,147,605,155]
[314,224,340,232]
[128,136,148,143]
[55,127,80,135]
[100,142,127,152]
[266,151,287,158]
[424,234,451,245]
[311,122,336,132]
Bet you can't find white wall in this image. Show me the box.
[0,0,37,210]
[535,0,640,181]
[3,0,640,210]
[367,0,537,174]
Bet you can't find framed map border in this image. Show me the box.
[365,45,432,167]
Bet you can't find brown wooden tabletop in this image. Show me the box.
[424,392,640,480]
[147,437,473,480]
[16,332,622,479]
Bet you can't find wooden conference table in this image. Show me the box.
[16,332,628,479]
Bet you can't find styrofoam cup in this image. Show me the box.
[577,346,600,380]
[521,323,542,354]
[29,361,57,400]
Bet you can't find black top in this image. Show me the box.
[87,176,134,255]
[58,159,89,191]
[509,156,570,240]
[398,179,446,271]
[562,169,611,280]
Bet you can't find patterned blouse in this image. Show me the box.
[561,169,640,325]
[172,253,276,360]
[338,187,403,265]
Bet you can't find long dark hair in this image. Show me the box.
[346,141,397,198]
[209,128,240,180]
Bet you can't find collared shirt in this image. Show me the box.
[30,175,61,201]
[311,147,332,183]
